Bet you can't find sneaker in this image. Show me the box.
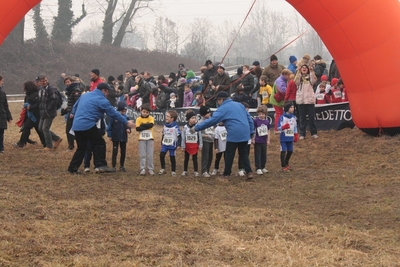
[140,169,146,175]
[299,136,305,140]
[27,140,37,145]
[158,169,166,175]
[12,142,23,149]
[202,172,211,178]
[256,169,263,175]
[95,166,116,173]
[0,150,4,154]
[84,167,90,173]
[211,169,219,176]
[148,170,155,176]
[181,171,188,176]
[246,172,254,180]
[53,138,63,149]
[282,166,290,172]
[312,134,319,139]
[262,168,269,173]
[194,172,200,177]
[119,166,126,172]
[171,172,176,177]
[238,169,245,177]
[286,165,291,170]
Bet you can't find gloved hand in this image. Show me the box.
[281,123,290,130]
[294,133,299,142]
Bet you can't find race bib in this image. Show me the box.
[257,125,268,136]
[185,133,198,143]
[316,94,325,100]
[333,91,342,98]
[162,136,174,146]
[262,91,269,99]
[285,128,294,137]
[205,127,214,135]
[140,130,153,140]
[219,130,227,141]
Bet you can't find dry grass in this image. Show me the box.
[1,102,400,266]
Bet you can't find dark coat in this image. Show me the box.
[39,84,59,118]
[0,88,12,129]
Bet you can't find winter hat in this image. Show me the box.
[179,63,185,68]
[186,70,196,79]
[331,78,339,86]
[186,111,196,121]
[252,61,260,67]
[97,82,111,91]
[216,91,229,99]
[302,54,311,60]
[289,55,297,64]
[169,72,176,80]
[117,101,128,111]
[284,101,293,113]
[199,106,211,116]
[270,54,278,62]
[131,69,138,74]
[205,59,212,66]
[170,93,176,98]
[117,74,123,82]
[91,69,100,76]
[237,67,243,75]
[321,75,328,81]
[218,63,225,70]
[107,75,115,83]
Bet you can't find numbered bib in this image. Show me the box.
[140,130,153,140]
[205,127,214,135]
[162,136,174,146]
[316,94,325,100]
[257,125,268,136]
[285,128,294,137]
[333,91,342,98]
[219,130,227,141]
[262,91,269,99]
[185,133,198,143]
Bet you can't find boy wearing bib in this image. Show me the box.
[135,104,155,175]
[252,106,271,175]
[181,110,202,177]
[277,102,298,172]
[159,110,181,176]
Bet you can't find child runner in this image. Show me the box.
[211,122,227,176]
[198,106,214,177]
[181,110,202,177]
[252,105,271,175]
[107,101,131,172]
[159,109,181,176]
[277,101,298,171]
[135,103,155,175]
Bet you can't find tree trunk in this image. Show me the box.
[112,0,138,47]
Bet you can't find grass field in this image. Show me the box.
[1,102,400,266]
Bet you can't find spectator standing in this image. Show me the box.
[313,55,327,91]
[287,56,297,74]
[262,54,285,87]
[294,65,318,139]
[89,69,102,91]
[202,59,218,90]
[63,77,82,151]
[107,101,131,172]
[0,75,12,153]
[135,104,155,176]
[183,84,194,107]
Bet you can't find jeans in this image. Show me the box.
[254,143,267,169]
[38,117,60,148]
[224,141,252,176]
[298,104,317,137]
[19,118,45,147]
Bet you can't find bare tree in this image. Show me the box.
[101,0,154,47]
[182,19,214,62]
[153,17,179,54]
[4,18,25,45]
[52,0,87,43]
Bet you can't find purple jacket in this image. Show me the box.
[183,90,194,107]
[275,74,288,94]
[253,117,271,144]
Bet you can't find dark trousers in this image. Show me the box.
[112,141,127,168]
[224,141,252,176]
[184,151,198,172]
[160,152,176,172]
[298,104,317,137]
[66,116,75,149]
[238,144,250,169]
[254,143,267,169]
[68,126,107,172]
[0,128,4,151]
[19,118,45,146]
[214,152,224,169]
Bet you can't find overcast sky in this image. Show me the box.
[24,0,299,39]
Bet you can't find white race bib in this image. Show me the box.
[285,128,294,137]
[333,91,342,98]
[140,130,153,140]
[162,135,174,146]
[219,130,227,141]
[185,133,198,143]
[316,93,325,100]
[262,91,269,99]
[257,124,268,136]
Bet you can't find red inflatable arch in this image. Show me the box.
[0,0,41,45]
[287,0,400,136]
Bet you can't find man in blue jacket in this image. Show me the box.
[67,83,136,174]
[192,91,255,180]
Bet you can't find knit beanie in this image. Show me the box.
[270,54,278,62]
[117,101,128,111]
[284,101,293,113]
[331,78,339,86]
[186,111,196,121]
[91,69,100,76]
[289,55,297,63]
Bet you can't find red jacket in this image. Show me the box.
[315,91,331,104]
[90,77,102,91]
[330,87,342,103]
[285,80,297,101]
[341,87,348,102]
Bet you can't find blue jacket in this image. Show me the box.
[72,89,128,131]
[107,114,130,142]
[194,98,254,142]
[277,112,298,142]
